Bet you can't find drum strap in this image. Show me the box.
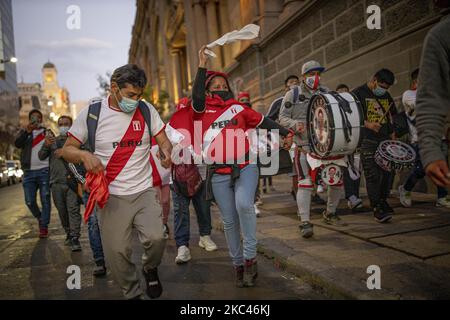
[329,92,353,143]
[293,86,300,103]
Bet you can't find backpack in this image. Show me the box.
[86,100,153,152]
[171,151,203,198]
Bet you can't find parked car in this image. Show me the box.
[0,164,8,187]
[5,160,23,185]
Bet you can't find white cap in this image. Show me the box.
[301,60,325,75]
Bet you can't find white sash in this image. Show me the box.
[202,104,245,156]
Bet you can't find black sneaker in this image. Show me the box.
[64,234,71,246]
[299,222,314,238]
[93,260,107,277]
[143,268,163,299]
[374,205,392,223]
[71,237,82,252]
[381,200,394,213]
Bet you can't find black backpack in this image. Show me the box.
[86,100,153,152]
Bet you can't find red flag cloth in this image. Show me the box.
[84,172,109,223]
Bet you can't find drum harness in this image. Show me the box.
[329,91,354,144]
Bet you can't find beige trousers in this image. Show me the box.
[97,188,166,299]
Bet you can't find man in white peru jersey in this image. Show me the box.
[63,64,173,300]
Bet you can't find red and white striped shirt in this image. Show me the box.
[69,96,165,195]
[30,129,49,170]
[167,96,263,174]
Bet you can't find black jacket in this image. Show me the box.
[14,129,34,170]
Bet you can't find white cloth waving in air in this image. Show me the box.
[205,24,260,57]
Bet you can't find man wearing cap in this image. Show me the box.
[279,61,346,238]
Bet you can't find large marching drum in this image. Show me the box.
[306,92,364,157]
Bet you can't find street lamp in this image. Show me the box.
[0,57,18,64]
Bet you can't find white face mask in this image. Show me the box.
[59,126,70,136]
[305,74,320,90]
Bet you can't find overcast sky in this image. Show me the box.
[12,0,136,102]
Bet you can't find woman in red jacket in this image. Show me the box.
[190,46,293,287]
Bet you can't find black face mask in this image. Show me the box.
[244,103,252,108]
[214,91,234,101]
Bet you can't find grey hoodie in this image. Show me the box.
[416,16,450,169]
[278,82,328,145]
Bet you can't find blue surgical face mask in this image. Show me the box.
[59,126,70,136]
[114,89,139,113]
[373,86,387,97]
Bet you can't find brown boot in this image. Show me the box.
[235,265,244,288]
[243,258,258,287]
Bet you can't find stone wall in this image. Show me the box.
[227,0,445,115]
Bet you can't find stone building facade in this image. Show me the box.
[38,62,71,132]
[17,82,47,128]
[129,0,448,115]
[129,0,449,193]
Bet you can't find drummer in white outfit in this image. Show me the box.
[279,61,346,238]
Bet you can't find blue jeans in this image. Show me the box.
[23,167,51,228]
[172,182,212,248]
[82,192,105,263]
[211,164,259,266]
[404,142,448,199]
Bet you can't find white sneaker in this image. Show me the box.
[347,198,363,211]
[198,235,218,252]
[436,197,450,208]
[175,245,191,264]
[398,185,412,207]
[254,204,261,217]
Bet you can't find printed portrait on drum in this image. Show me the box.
[328,166,336,184]
[366,98,390,124]
[314,108,329,144]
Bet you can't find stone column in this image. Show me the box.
[158,0,176,106]
[183,0,197,87]
[171,49,183,103]
[205,0,222,70]
[192,1,208,51]
[146,31,160,103]
[219,0,233,68]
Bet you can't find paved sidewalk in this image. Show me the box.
[211,175,450,299]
